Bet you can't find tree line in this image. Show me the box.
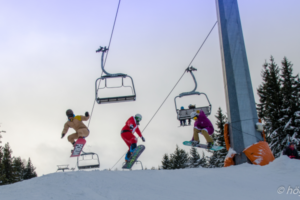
[161,107,228,169]
[257,56,300,157]
[0,143,37,185]
[161,56,300,168]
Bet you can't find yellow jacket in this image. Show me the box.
[62,115,89,134]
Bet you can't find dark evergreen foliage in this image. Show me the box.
[0,146,5,185]
[23,158,37,180]
[2,143,16,184]
[257,56,300,157]
[189,147,201,168]
[13,157,25,182]
[169,145,189,169]
[207,108,228,168]
[161,154,171,169]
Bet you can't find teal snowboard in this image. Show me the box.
[183,141,225,151]
[122,145,145,169]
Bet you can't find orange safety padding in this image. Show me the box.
[258,119,266,142]
[224,123,230,151]
[224,150,235,167]
[224,156,235,167]
[243,141,275,166]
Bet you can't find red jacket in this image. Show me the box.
[122,116,142,137]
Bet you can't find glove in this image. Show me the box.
[85,112,89,117]
[61,133,66,139]
[141,136,145,142]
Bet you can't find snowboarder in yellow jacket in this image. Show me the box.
[61,109,90,146]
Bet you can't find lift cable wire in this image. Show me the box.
[141,21,218,134]
[88,0,122,128]
[110,21,218,170]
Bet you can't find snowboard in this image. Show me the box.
[122,145,145,169]
[183,141,225,151]
[70,138,86,157]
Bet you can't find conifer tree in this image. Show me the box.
[23,158,37,180]
[257,57,283,145]
[0,146,5,185]
[199,152,207,168]
[161,154,171,169]
[207,108,228,168]
[2,143,16,184]
[189,147,201,168]
[169,145,189,169]
[13,157,25,182]
[270,57,300,154]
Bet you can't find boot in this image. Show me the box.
[207,142,214,149]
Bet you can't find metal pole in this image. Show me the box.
[215,0,263,164]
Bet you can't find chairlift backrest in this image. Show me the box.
[77,151,100,170]
[95,46,136,104]
[174,66,212,120]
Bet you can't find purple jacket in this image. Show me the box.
[194,110,214,135]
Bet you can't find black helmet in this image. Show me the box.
[66,109,74,117]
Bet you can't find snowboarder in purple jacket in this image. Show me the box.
[190,110,214,148]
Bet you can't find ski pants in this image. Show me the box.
[121,131,137,150]
[193,128,213,143]
[68,128,89,144]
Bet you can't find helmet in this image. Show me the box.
[135,114,142,122]
[289,141,296,146]
[190,112,198,119]
[66,109,74,118]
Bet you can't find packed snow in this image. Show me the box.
[0,155,299,200]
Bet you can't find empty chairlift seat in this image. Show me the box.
[77,151,100,170]
[95,46,137,104]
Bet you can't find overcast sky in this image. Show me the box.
[0,0,299,175]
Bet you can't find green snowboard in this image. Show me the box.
[183,141,225,151]
[122,145,145,169]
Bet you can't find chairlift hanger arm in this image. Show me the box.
[96,46,126,77]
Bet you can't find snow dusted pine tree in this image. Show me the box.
[161,154,171,169]
[258,57,300,157]
[257,57,283,145]
[273,57,300,153]
[169,145,189,169]
[207,108,228,168]
[189,147,201,168]
[199,152,207,168]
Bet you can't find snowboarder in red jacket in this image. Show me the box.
[121,114,145,161]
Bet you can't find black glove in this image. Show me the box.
[85,112,89,117]
[61,133,66,138]
[141,136,145,142]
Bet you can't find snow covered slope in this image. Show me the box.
[1,156,299,200]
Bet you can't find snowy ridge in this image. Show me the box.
[1,156,299,200]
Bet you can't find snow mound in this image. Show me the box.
[1,156,299,200]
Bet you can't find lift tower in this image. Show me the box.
[216,0,263,164]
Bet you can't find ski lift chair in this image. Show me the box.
[122,160,143,170]
[57,165,71,172]
[95,46,136,104]
[174,67,212,123]
[77,151,100,170]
